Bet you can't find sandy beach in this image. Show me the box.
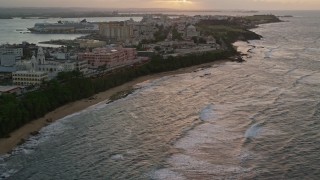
[0,60,227,155]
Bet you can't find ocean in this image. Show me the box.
[1,11,320,179]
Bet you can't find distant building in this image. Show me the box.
[49,52,68,60]
[78,47,137,69]
[99,22,134,42]
[74,60,88,73]
[0,47,23,57]
[206,36,217,45]
[0,47,23,73]
[0,54,16,67]
[133,23,157,41]
[137,51,155,57]
[185,25,200,39]
[79,40,107,48]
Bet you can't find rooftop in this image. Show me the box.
[0,86,21,93]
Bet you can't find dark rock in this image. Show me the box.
[17,138,26,145]
[30,131,39,136]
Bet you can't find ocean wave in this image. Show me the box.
[9,116,75,157]
[245,123,262,139]
[199,104,216,122]
[152,168,186,180]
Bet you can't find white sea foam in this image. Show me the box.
[199,104,216,122]
[297,73,320,85]
[110,154,124,161]
[0,169,17,180]
[245,123,262,139]
[152,169,186,180]
[11,118,73,156]
[167,154,250,175]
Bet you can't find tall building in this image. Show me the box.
[99,22,134,42]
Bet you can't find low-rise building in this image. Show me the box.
[0,86,23,96]
[12,71,48,86]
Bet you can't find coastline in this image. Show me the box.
[0,59,228,155]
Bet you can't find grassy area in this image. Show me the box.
[198,25,247,35]
[197,23,261,44]
[244,15,281,23]
[195,15,281,44]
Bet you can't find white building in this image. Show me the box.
[36,47,46,65]
[35,47,88,79]
[10,47,88,86]
[49,52,68,60]
[12,50,48,86]
[14,47,88,83]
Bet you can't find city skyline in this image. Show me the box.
[1,0,320,10]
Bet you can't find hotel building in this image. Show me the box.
[78,47,137,69]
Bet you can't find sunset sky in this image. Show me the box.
[1,0,320,10]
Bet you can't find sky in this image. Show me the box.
[1,0,320,10]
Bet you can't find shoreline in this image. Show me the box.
[0,59,228,155]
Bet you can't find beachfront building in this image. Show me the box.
[78,47,137,69]
[99,22,134,42]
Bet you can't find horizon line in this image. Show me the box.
[0,7,319,11]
